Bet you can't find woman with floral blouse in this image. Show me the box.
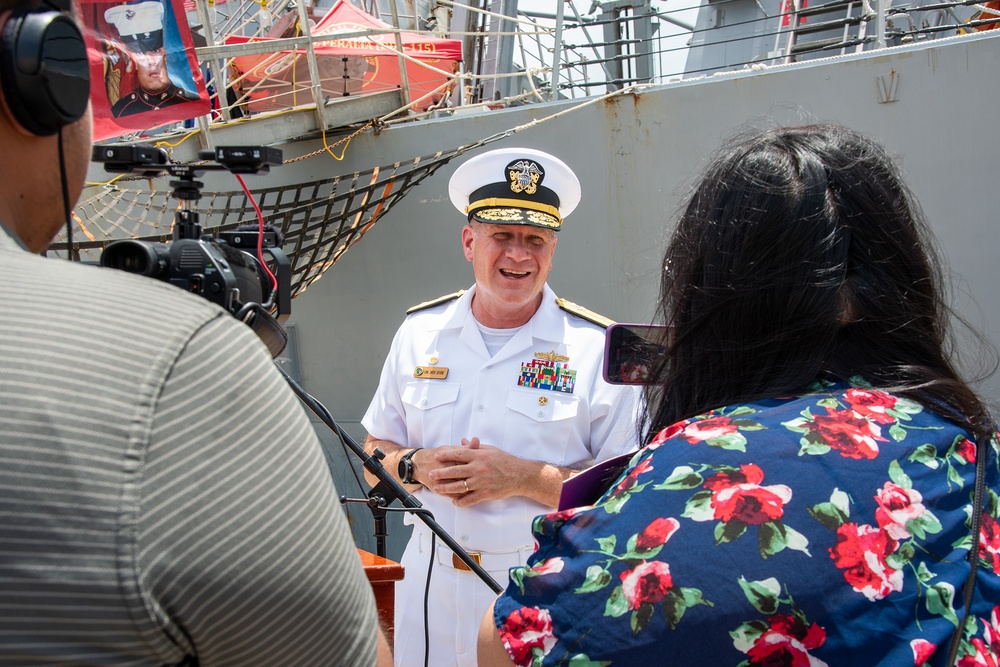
[477,125,999,666]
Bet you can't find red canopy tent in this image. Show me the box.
[228,0,462,113]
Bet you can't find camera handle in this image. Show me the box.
[273,364,503,594]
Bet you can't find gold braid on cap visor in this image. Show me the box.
[465,197,562,229]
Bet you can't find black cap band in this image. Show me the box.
[122,30,163,52]
[467,182,559,217]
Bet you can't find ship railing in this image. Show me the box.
[151,0,997,151]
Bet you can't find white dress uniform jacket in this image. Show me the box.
[362,283,641,667]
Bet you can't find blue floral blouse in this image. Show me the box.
[491,382,1000,666]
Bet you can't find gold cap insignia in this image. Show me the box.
[508,159,543,195]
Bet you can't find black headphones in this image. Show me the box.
[0,0,90,136]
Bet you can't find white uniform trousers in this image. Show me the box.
[393,525,533,667]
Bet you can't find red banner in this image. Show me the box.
[83,0,211,140]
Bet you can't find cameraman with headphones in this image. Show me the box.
[0,1,391,665]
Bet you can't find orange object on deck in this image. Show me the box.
[973,0,1000,30]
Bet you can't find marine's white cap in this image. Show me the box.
[105,1,165,52]
[448,147,581,231]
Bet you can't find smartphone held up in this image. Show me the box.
[602,324,668,385]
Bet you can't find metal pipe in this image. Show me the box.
[550,0,565,101]
[389,0,413,111]
[194,0,228,139]
[876,0,887,48]
[294,0,326,128]
[196,28,398,60]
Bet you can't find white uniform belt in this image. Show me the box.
[416,528,533,573]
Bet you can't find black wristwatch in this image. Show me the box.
[398,449,418,485]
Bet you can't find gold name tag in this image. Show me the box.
[413,366,449,379]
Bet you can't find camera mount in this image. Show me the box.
[93,145,291,355]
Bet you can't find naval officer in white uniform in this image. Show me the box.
[361,147,641,667]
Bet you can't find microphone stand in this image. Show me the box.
[275,365,503,594]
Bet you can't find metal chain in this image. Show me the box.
[282,120,377,164]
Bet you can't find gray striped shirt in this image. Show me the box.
[0,224,379,666]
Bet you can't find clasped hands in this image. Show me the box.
[422,437,522,507]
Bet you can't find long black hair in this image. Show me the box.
[642,124,995,442]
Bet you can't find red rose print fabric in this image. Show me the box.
[492,382,1000,666]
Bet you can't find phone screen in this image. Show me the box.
[603,324,668,385]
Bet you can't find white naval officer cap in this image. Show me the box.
[104,1,165,53]
[448,147,581,231]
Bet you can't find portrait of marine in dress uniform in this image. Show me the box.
[103,0,200,117]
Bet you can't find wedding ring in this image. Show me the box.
[463,479,470,493]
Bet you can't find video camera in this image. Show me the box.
[92,145,291,357]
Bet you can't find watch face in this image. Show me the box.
[398,451,413,483]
